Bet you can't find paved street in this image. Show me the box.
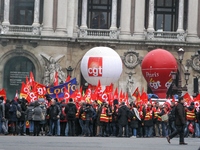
[0,136,199,150]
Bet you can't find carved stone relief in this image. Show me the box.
[122,49,142,69]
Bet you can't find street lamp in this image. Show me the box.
[66,66,73,77]
[171,48,190,97]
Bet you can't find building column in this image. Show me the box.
[133,0,145,39]
[56,0,67,35]
[177,0,184,32]
[80,0,88,29]
[187,0,199,41]
[147,0,154,32]
[110,0,117,30]
[67,0,75,37]
[32,0,40,26]
[119,0,131,39]
[41,0,54,35]
[2,0,10,25]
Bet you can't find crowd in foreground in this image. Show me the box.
[0,96,200,138]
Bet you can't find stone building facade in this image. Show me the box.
[0,0,200,99]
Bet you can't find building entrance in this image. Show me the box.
[3,56,35,100]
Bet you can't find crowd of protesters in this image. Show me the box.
[0,95,200,138]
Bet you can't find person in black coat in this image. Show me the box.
[166,96,187,145]
[9,100,19,135]
[65,98,77,136]
[118,102,129,137]
[47,99,61,136]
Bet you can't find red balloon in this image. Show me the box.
[141,49,178,98]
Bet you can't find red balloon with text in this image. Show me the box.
[141,49,178,98]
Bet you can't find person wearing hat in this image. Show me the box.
[166,96,187,145]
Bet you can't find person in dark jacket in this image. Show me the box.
[166,96,187,145]
[83,103,96,136]
[32,101,43,136]
[47,99,61,136]
[17,98,27,135]
[25,102,35,135]
[118,102,129,137]
[9,100,19,135]
[4,99,10,135]
[129,103,141,137]
[65,98,77,136]
[168,101,176,134]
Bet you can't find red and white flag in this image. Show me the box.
[54,71,58,86]
[14,90,19,101]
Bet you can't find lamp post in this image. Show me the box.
[171,48,190,97]
[66,66,73,77]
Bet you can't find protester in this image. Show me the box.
[47,99,61,136]
[32,101,44,136]
[166,96,187,145]
[65,98,77,136]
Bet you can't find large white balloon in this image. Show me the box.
[81,47,123,86]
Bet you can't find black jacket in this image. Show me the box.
[118,105,129,126]
[65,102,77,120]
[175,102,186,126]
[47,104,61,120]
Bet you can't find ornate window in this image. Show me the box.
[154,0,178,31]
[145,0,188,31]
[88,0,112,29]
[9,0,43,25]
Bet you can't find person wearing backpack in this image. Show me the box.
[65,98,77,136]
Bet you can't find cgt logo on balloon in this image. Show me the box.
[88,57,103,77]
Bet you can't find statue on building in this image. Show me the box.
[126,72,136,102]
[41,54,66,86]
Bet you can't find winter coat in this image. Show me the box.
[47,104,61,120]
[129,108,141,129]
[5,101,10,119]
[118,105,129,126]
[18,102,27,121]
[32,105,43,121]
[168,105,176,122]
[9,100,18,122]
[65,102,77,121]
[175,102,186,126]
[25,103,35,121]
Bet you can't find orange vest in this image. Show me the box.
[154,108,162,121]
[186,109,195,121]
[144,110,153,121]
[76,106,80,118]
[100,107,109,123]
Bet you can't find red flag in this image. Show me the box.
[65,75,71,83]
[54,71,58,86]
[0,89,7,101]
[63,86,70,103]
[171,95,176,103]
[29,72,35,87]
[20,82,29,99]
[132,87,140,101]
[14,90,19,101]
[113,87,118,99]
[140,92,148,104]
[183,92,193,104]
[194,94,200,103]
